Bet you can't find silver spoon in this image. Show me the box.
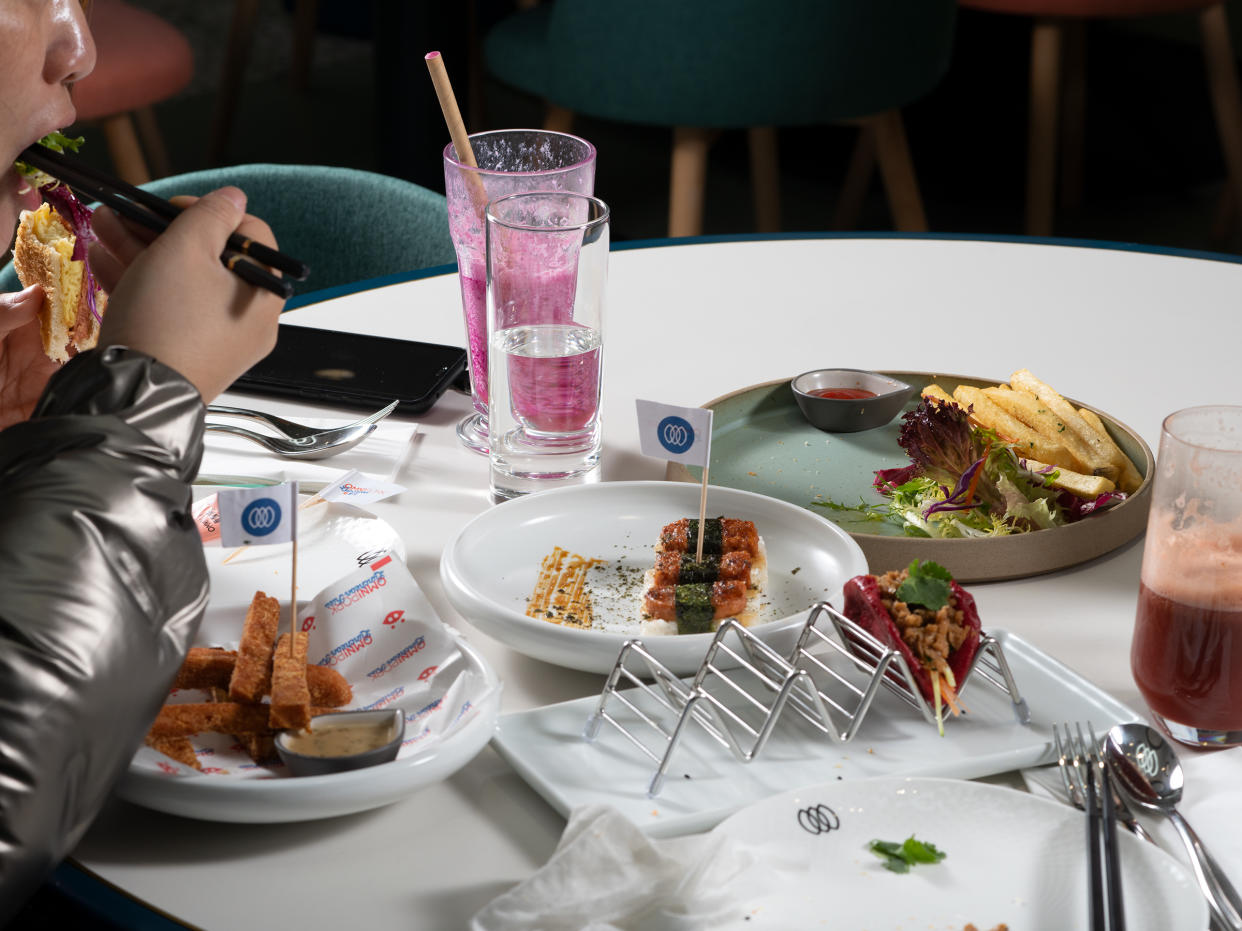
[1106,722,1242,930]
[204,421,378,459]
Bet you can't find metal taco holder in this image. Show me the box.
[582,601,1030,797]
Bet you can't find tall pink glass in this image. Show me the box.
[443,130,596,454]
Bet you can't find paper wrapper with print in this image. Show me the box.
[134,556,495,778]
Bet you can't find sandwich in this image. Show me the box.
[842,559,981,734]
[11,133,107,363]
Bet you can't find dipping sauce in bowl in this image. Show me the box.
[791,369,914,433]
[808,387,877,401]
[276,708,404,777]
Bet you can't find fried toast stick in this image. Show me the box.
[144,734,201,770]
[269,632,311,729]
[176,647,351,707]
[228,592,281,702]
[149,701,340,739]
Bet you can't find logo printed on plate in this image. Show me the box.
[797,803,840,835]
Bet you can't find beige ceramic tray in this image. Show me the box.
[666,371,1153,582]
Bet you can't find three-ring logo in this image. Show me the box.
[797,803,840,836]
[240,498,282,537]
[657,415,695,455]
[1135,741,1160,778]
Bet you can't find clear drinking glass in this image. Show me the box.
[485,191,609,501]
[1131,406,1242,747]
[443,130,596,454]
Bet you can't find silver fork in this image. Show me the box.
[1056,722,1126,930]
[206,400,398,441]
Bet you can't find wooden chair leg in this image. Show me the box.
[1200,2,1242,242]
[291,0,318,92]
[210,0,260,165]
[872,110,928,232]
[834,122,878,230]
[133,106,171,179]
[102,113,151,185]
[747,127,781,233]
[1027,18,1064,237]
[1059,19,1087,212]
[544,105,575,134]
[669,127,713,237]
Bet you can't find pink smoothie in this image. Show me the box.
[458,270,488,412]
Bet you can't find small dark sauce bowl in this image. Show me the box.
[275,708,405,778]
[791,369,915,433]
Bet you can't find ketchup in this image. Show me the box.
[809,387,876,400]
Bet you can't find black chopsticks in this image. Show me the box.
[17,144,309,299]
[1083,725,1126,931]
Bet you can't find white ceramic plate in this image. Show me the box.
[117,637,500,823]
[709,777,1206,930]
[493,631,1141,837]
[439,481,868,674]
[115,503,502,823]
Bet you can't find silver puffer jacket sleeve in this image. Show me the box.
[0,346,208,919]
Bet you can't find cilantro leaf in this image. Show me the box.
[895,559,953,610]
[867,835,947,873]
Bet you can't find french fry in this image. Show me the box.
[953,385,1074,468]
[228,592,280,702]
[269,632,311,730]
[981,386,1116,481]
[921,384,957,406]
[1024,458,1116,498]
[1009,370,1121,482]
[1077,407,1144,493]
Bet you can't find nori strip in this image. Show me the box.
[678,554,719,584]
[686,518,723,556]
[674,583,715,635]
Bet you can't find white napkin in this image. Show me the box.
[471,806,775,931]
[1024,745,1242,888]
[197,419,419,491]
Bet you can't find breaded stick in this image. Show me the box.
[235,733,278,765]
[149,702,275,739]
[228,592,281,702]
[175,647,352,707]
[144,734,201,771]
[269,632,311,730]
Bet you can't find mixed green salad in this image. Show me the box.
[813,397,1125,539]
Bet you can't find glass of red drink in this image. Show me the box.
[443,131,596,455]
[1131,405,1242,747]
[485,191,609,501]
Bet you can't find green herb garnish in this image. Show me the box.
[14,132,85,183]
[867,835,947,873]
[895,559,953,611]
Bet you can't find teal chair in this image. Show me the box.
[484,0,958,236]
[1,164,454,301]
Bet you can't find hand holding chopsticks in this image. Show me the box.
[1056,722,1127,931]
[17,143,309,299]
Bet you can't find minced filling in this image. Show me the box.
[874,568,969,677]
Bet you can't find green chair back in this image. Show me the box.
[486,0,958,128]
[1,164,454,301]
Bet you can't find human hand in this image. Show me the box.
[0,284,59,429]
[89,187,285,403]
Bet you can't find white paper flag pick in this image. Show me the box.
[217,483,298,547]
[314,469,406,507]
[635,399,713,468]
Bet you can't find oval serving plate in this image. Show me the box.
[439,481,867,675]
[667,371,1154,582]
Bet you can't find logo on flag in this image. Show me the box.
[241,498,284,537]
[656,415,695,455]
[217,482,298,547]
[636,399,713,467]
